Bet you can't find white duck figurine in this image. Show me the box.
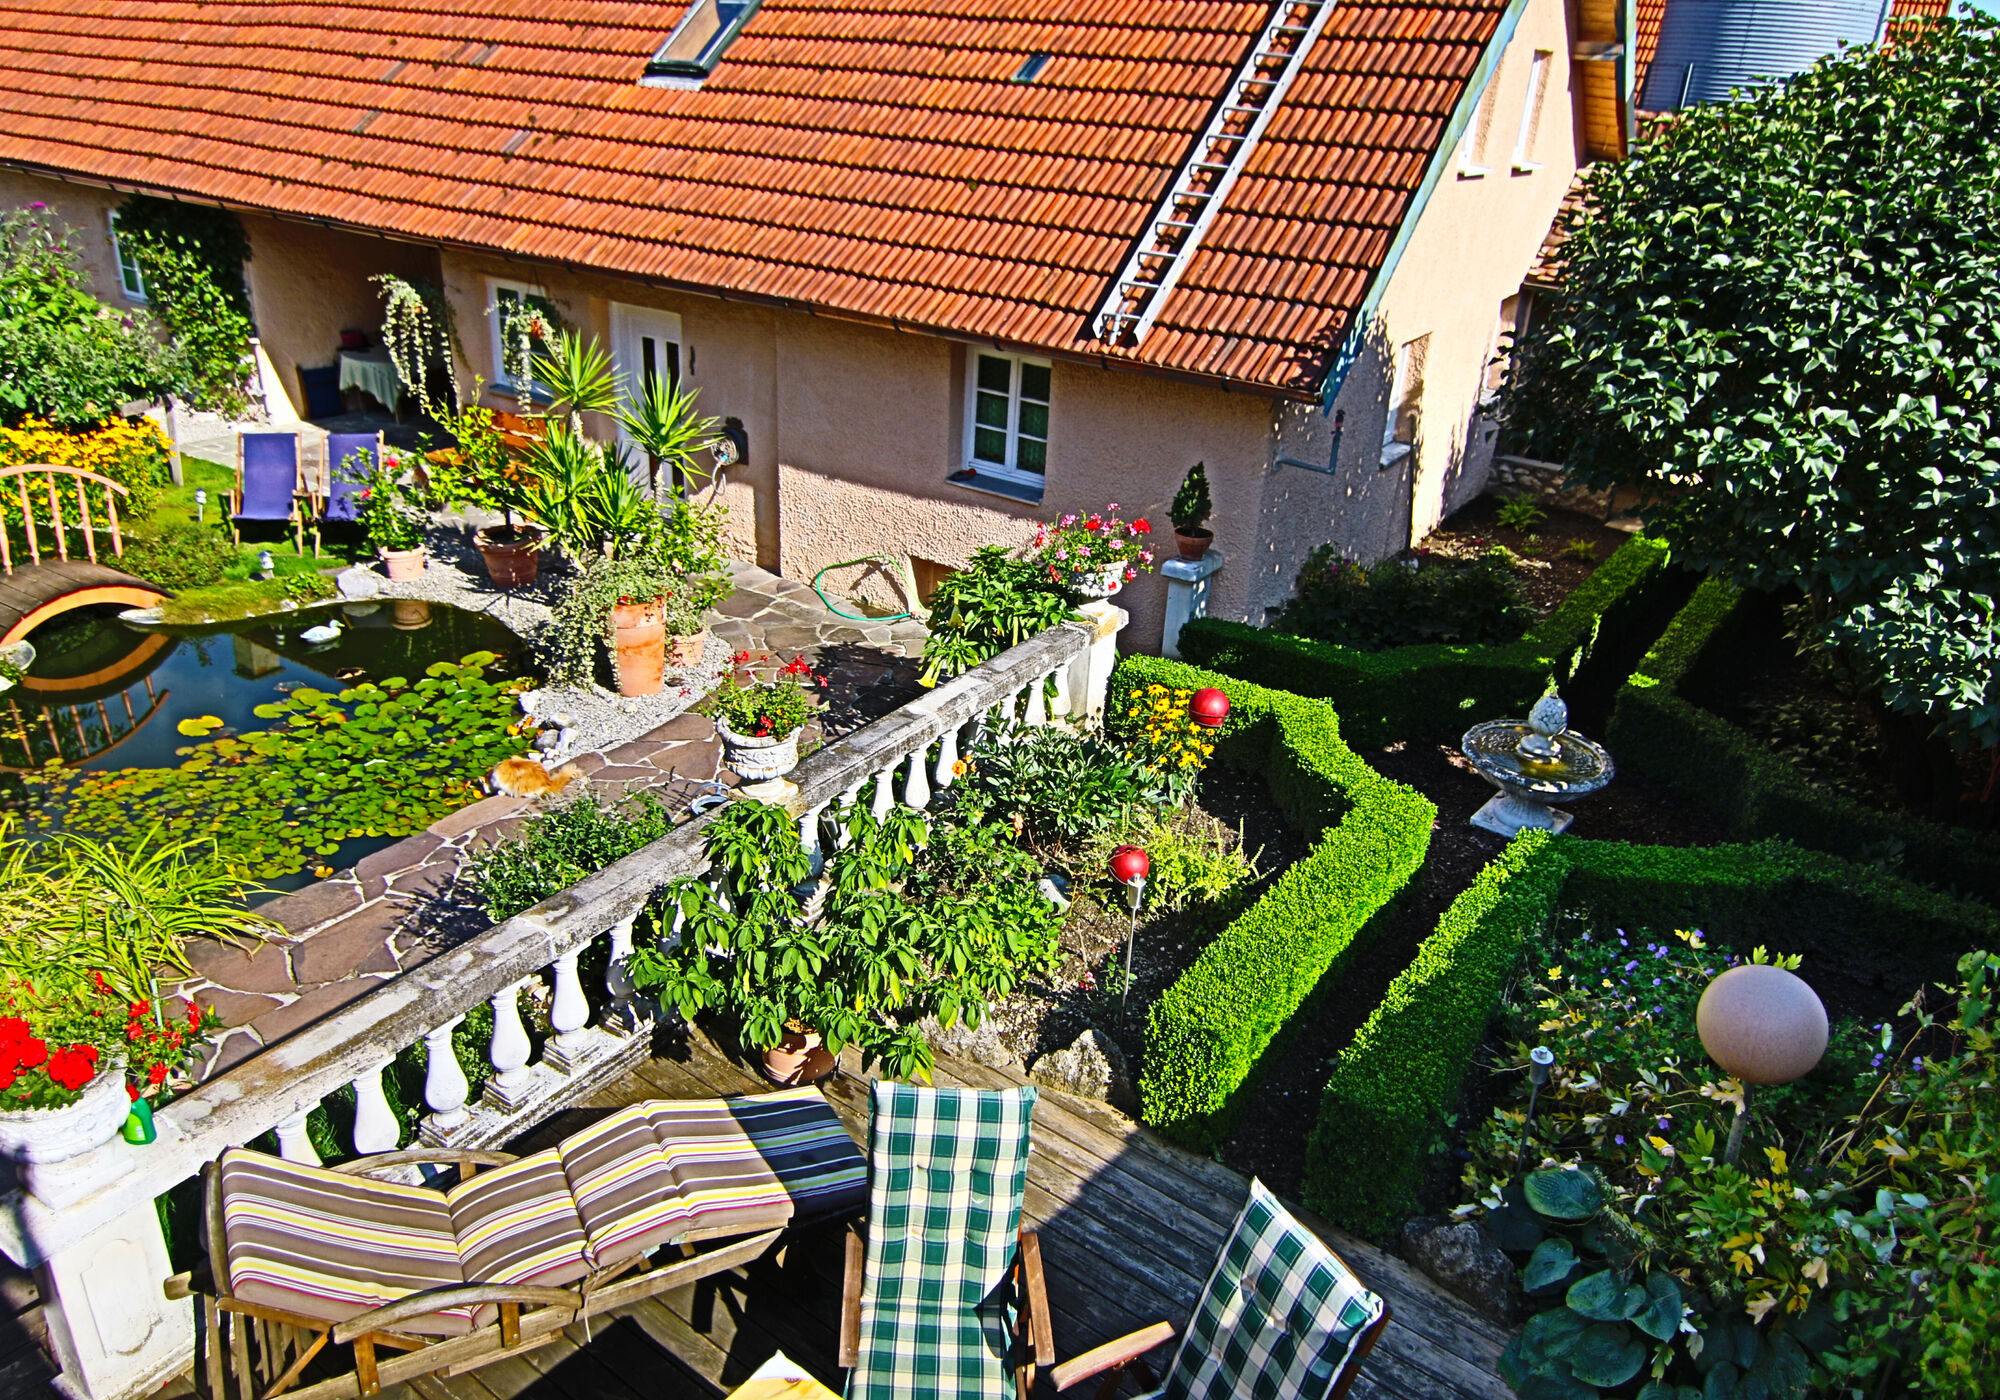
[298,617,344,646]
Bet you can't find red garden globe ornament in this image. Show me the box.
[1189,688,1231,729]
[1108,845,1150,887]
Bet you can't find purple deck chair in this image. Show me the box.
[232,432,305,551]
[319,432,381,548]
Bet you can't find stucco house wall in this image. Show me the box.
[0,172,145,318]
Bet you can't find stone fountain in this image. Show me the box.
[1461,693,1613,836]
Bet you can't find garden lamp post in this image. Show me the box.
[257,549,275,580]
[194,487,206,523]
[1189,687,1231,729]
[1517,1045,1556,1171]
[1696,963,1827,1164]
[1109,845,1149,1007]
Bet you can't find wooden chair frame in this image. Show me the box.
[837,1222,1054,1400]
[230,434,307,554]
[1048,1302,1390,1400]
[173,1146,832,1400]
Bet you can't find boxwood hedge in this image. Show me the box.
[1305,833,1998,1238]
[1177,534,1671,748]
[1606,578,2000,904]
[1112,656,1435,1151]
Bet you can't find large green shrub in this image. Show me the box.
[1112,656,1434,1150]
[1273,547,1529,651]
[1306,834,1997,1238]
[1181,534,1671,746]
[1608,578,2000,903]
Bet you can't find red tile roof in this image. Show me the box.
[1633,0,1666,106]
[0,0,1512,396]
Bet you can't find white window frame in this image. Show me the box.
[1457,65,1501,177]
[1512,50,1552,172]
[108,212,147,302]
[486,277,552,394]
[962,350,1051,488]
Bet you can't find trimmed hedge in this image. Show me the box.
[1113,656,1435,1151]
[1178,535,1671,747]
[1607,578,2000,905]
[1305,834,1999,1238]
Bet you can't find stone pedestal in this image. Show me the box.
[39,1199,192,1400]
[1068,601,1128,723]
[1470,790,1573,837]
[1159,549,1224,660]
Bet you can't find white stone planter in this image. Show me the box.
[0,1058,128,1165]
[1068,563,1125,601]
[717,721,802,783]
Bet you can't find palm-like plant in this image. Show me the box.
[618,373,721,497]
[531,331,621,435]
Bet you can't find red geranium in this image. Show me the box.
[46,1045,99,1093]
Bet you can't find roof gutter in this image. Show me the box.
[1315,0,1538,408]
[0,160,1318,404]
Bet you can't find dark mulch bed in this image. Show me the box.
[1417,496,1636,620]
[985,764,1311,1072]
[1221,737,1731,1200]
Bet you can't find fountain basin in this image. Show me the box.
[1461,719,1614,836]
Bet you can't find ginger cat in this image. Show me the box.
[490,757,582,798]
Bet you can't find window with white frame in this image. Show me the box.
[1457,66,1501,176]
[1512,50,1552,171]
[964,351,1050,486]
[108,213,147,301]
[1381,335,1429,465]
[486,278,558,393]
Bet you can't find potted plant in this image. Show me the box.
[1031,503,1156,600]
[1169,461,1214,560]
[453,406,548,589]
[700,651,821,782]
[358,450,427,580]
[547,553,687,697]
[660,584,718,670]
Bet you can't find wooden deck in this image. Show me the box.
[377,1027,1512,1400]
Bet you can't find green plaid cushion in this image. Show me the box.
[1151,1180,1385,1400]
[847,1082,1038,1400]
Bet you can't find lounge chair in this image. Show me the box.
[232,432,306,551]
[312,432,379,555]
[839,1082,1053,1400]
[1050,1179,1388,1400]
[173,1087,866,1400]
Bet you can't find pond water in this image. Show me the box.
[2,600,535,894]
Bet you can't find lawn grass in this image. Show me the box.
[156,576,335,626]
[147,455,368,571]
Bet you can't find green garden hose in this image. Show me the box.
[811,555,917,622]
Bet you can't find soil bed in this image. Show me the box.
[983,764,1310,1072]
[1416,496,1635,621]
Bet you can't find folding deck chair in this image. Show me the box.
[311,432,380,555]
[1050,1179,1389,1400]
[173,1087,866,1400]
[232,432,306,552]
[839,1082,1053,1400]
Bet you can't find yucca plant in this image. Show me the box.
[619,373,721,497]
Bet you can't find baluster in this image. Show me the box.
[869,761,896,821]
[604,916,639,1005]
[902,743,931,811]
[934,721,963,789]
[274,1109,319,1165]
[996,688,1017,731]
[421,1017,470,1136]
[548,946,592,1071]
[486,982,533,1108]
[799,801,829,876]
[835,775,866,849]
[1051,664,1075,722]
[350,1064,399,1155]
[1024,673,1049,727]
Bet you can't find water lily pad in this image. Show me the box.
[177,715,225,737]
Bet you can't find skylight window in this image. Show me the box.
[1011,52,1052,83]
[643,0,761,87]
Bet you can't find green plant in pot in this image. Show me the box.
[356,450,426,579]
[699,651,822,784]
[629,800,1060,1084]
[547,551,688,697]
[1170,460,1214,560]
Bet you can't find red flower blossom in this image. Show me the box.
[0,1016,27,1043]
[1131,520,1151,535]
[46,1047,95,1092]
[147,1062,167,1087]
[187,1001,202,1029]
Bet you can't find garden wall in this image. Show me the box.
[1305,831,1998,1238]
[1606,578,2000,905]
[1177,535,1671,748]
[1111,657,1435,1151]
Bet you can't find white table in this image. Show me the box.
[337,348,402,412]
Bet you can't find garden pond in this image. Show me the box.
[0,600,537,897]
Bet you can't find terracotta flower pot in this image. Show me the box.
[610,601,665,697]
[391,599,432,631]
[379,546,427,581]
[1173,526,1214,560]
[474,525,543,589]
[665,629,708,670]
[759,1026,835,1086]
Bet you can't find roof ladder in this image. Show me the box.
[1089,0,1338,345]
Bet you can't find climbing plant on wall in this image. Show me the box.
[113,196,254,414]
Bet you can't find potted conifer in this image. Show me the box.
[1170,461,1214,560]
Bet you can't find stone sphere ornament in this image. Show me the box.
[1696,963,1828,1085]
[1189,688,1231,729]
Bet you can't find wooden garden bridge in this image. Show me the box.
[0,463,167,647]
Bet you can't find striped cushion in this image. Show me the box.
[218,1147,473,1337]
[648,1087,866,1236]
[447,1148,591,1289]
[554,1103,689,1268]
[1155,1180,1385,1400]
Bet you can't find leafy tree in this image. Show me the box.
[1506,18,2000,792]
